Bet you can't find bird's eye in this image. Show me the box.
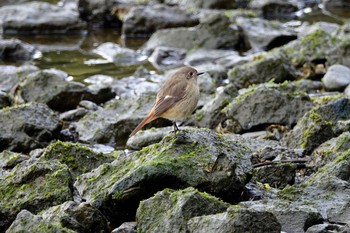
[189,72,193,76]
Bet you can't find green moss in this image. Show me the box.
[278,185,303,201]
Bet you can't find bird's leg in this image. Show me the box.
[173,121,179,133]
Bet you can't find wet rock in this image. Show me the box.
[122,4,199,38]
[222,83,314,133]
[0,39,41,60]
[148,46,186,70]
[322,64,350,91]
[74,128,252,227]
[0,64,39,92]
[0,156,73,230]
[112,222,137,233]
[188,204,281,233]
[278,149,350,224]
[93,42,147,65]
[310,132,350,169]
[249,0,299,20]
[323,0,350,18]
[7,201,110,233]
[239,200,323,233]
[142,13,241,53]
[284,98,350,154]
[228,53,297,88]
[236,17,296,51]
[13,69,94,111]
[164,0,241,9]
[0,103,61,153]
[0,1,86,34]
[137,187,230,233]
[41,141,117,180]
[0,90,10,108]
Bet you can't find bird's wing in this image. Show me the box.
[154,81,187,116]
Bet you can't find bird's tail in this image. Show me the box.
[129,112,157,137]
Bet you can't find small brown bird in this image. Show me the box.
[129,66,203,137]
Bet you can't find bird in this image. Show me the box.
[129,66,203,137]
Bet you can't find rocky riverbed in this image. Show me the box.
[1,0,350,232]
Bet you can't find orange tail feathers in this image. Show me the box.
[129,111,157,137]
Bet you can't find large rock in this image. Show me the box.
[249,0,299,20]
[188,204,281,233]
[222,83,314,133]
[236,17,296,51]
[0,39,41,61]
[13,69,109,111]
[284,98,350,154]
[0,156,73,230]
[0,103,61,153]
[142,13,241,53]
[0,65,39,92]
[6,201,110,233]
[74,129,252,227]
[0,1,86,34]
[136,187,230,233]
[122,4,199,38]
[41,141,117,180]
[322,64,350,91]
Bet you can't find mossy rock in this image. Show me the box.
[41,141,118,180]
[136,187,230,233]
[74,128,252,228]
[0,157,73,230]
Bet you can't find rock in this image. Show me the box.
[136,187,230,233]
[112,222,136,233]
[284,98,350,154]
[184,49,237,66]
[6,201,110,233]
[278,149,350,224]
[249,0,299,20]
[323,0,350,18]
[0,103,61,153]
[0,1,86,34]
[0,39,41,60]
[346,84,350,97]
[93,42,147,65]
[59,108,89,121]
[306,222,350,233]
[322,64,350,91]
[0,90,10,108]
[122,4,199,38]
[0,64,39,92]
[13,69,95,111]
[41,141,117,180]
[126,126,171,150]
[0,150,29,171]
[148,46,187,70]
[74,128,252,227]
[310,132,350,169]
[142,13,241,53]
[164,0,241,9]
[0,156,73,230]
[236,17,296,51]
[298,22,340,38]
[188,204,281,233]
[222,83,314,133]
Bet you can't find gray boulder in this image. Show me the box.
[142,13,241,53]
[0,65,39,92]
[249,0,299,19]
[0,39,41,60]
[188,204,281,233]
[222,83,314,133]
[41,141,117,180]
[284,98,350,154]
[306,223,350,233]
[0,103,61,153]
[236,17,296,51]
[137,187,230,233]
[298,22,339,38]
[0,1,86,34]
[0,156,73,230]
[322,64,350,91]
[6,201,110,233]
[74,128,252,227]
[111,222,136,233]
[122,4,199,38]
[93,42,147,65]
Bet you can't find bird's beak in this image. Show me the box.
[197,72,205,76]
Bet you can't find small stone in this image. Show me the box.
[322,64,350,91]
